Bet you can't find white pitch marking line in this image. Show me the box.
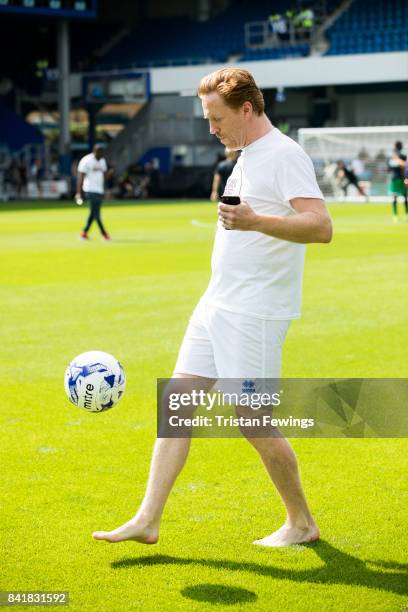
[191,219,214,228]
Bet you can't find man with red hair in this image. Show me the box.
[93,68,332,548]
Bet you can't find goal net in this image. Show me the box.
[298,126,408,199]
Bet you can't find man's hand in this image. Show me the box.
[405,178,408,186]
[219,197,332,243]
[218,200,259,230]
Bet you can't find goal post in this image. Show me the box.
[298,126,408,199]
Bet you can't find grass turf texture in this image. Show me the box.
[1,200,407,612]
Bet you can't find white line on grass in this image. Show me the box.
[191,219,215,228]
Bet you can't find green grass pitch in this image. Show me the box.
[1,200,407,611]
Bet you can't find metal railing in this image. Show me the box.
[244,20,317,49]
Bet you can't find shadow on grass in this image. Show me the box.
[366,560,408,571]
[181,584,257,605]
[111,540,408,597]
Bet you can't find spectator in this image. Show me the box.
[30,159,44,198]
[143,160,160,198]
[336,160,368,200]
[388,141,407,222]
[105,163,116,199]
[50,158,60,180]
[118,170,133,198]
[268,13,288,40]
[17,162,27,198]
[323,160,341,197]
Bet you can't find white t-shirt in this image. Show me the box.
[77,153,107,194]
[201,128,323,320]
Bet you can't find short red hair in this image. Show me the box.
[197,68,265,116]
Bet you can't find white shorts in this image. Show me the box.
[174,301,291,379]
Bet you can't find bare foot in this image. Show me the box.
[253,523,320,548]
[92,514,159,544]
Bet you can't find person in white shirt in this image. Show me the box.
[76,144,110,240]
[92,68,332,548]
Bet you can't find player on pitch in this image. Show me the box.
[93,68,332,547]
[76,144,111,241]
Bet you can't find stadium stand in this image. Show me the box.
[95,0,408,69]
[326,0,408,55]
[72,23,125,71]
[99,0,323,69]
[241,44,310,61]
[0,102,44,151]
[99,16,231,68]
[0,19,122,96]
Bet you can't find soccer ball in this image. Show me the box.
[64,351,126,412]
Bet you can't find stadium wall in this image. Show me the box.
[71,51,408,99]
[336,91,408,125]
[149,52,408,93]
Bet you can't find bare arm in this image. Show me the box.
[218,197,333,244]
[76,172,85,197]
[392,154,407,169]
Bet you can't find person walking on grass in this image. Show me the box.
[76,144,111,241]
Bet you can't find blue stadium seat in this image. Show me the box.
[326,0,408,56]
[94,0,407,68]
[98,0,313,70]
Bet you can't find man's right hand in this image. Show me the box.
[75,193,83,205]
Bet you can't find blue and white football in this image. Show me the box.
[64,351,126,412]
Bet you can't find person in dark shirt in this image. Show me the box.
[143,160,160,197]
[336,160,368,201]
[210,148,239,201]
[388,141,407,222]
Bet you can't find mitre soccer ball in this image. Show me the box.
[64,351,126,412]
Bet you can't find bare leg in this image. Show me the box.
[246,434,319,547]
[92,374,215,543]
